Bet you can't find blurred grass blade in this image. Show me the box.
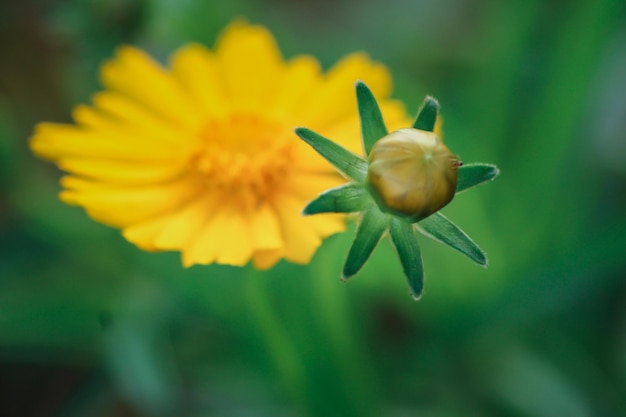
[295,127,367,183]
[416,212,487,267]
[356,81,388,155]
[303,183,370,215]
[412,96,439,132]
[456,163,500,193]
[342,206,388,280]
[389,218,424,300]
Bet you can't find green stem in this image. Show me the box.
[309,240,379,417]
[244,267,310,410]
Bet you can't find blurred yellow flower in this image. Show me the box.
[31,20,408,269]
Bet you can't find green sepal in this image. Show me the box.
[342,206,389,280]
[456,163,500,193]
[389,218,424,300]
[356,81,388,156]
[303,183,371,215]
[412,96,439,132]
[295,128,367,183]
[416,212,487,267]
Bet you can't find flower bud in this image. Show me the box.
[367,128,460,222]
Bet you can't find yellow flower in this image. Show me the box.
[31,20,408,269]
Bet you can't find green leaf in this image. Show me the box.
[356,81,388,155]
[416,212,487,267]
[389,218,424,300]
[342,206,388,280]
[295,128,367,183]
[412,96,439,132]
[303,183,371,215]
[456,163,500,193]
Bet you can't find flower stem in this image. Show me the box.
[244,267,310,410]
[309,241,379,417]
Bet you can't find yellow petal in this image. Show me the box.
[122,217,167,252]
[271,194,323,264]
[268,55,322,120]
[252,249,283,270]
[170,43,228,118]
[292,134,363,175]
[212,209,255,266]
[284,176,348,238]
[184,205,253,267]
[247,204,286,270]
[100,46,202,128]
[155,194,217,250]
[299,52,391,129]
[320,99,410,156]
[57,157,187,185]
[91,92,190,142]
[249,203,283,251]
[434,115,443,138]
[308,211,346,237]
[318,113,363,155]
[71,105,113,130]
[31,123,189,161]
[250,172,346,267]
[283,171,346,202]
[215,20,283,112]
[60,175,200,228]
[373,100,410,132]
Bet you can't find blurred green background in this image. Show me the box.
[2,0,626,416]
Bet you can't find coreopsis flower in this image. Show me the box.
[296,82,499,299]
[31,20,409,269]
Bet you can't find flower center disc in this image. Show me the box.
[192,114,292,205]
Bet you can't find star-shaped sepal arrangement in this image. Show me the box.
[295,82,499,300]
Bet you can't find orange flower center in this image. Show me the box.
[191,114,293,205]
